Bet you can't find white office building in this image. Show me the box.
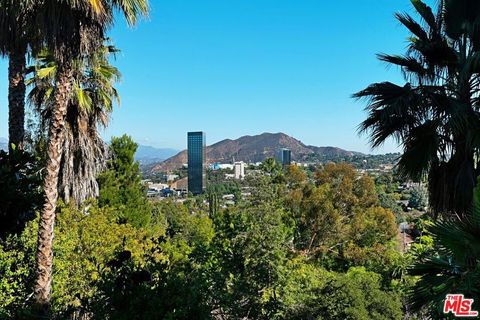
[234,161,245,180]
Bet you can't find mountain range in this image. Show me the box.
[0,137,178,164]
[135,145,179,164]
[152,132,362,172]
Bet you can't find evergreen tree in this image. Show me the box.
[98,135,152,228]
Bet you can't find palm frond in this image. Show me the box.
[377,53,428,78]
[408,183,480,313]
[395,12,429,41]
[411,0,437,31]
[75,86,93,112]
[112,0,149,25]
[397,120,440,180]
[354,82,421,147]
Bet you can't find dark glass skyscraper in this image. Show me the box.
[187,132,206,195]
[280,148,292,166]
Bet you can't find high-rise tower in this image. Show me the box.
[187,132,206,195]
[280,148,292,166]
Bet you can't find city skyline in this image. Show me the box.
[0,0,430,153]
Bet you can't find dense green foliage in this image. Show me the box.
[0,140,407,319]
[3,0,479,317]
[408,186,428,211]
[407,184,480,316]
[98,135,153,228]
[280,266,403,320]
[0,148,42,238]
[206,180,240,197]
[3,130,476,319]
[286,163,400,274]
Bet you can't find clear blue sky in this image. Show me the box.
[0,0,428,153]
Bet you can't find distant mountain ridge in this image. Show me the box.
[152,132,362,172]
[135,144,179,164]
[0,138,178,161]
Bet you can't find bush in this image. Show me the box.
[0,149,42,238]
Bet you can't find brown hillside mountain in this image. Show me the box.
[152,132,360,172]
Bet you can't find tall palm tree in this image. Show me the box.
[353,0,480,217]
[0,0,36,151]
[27,43,121,206]
[32,0,148,311]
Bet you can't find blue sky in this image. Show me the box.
[0,0,427,153]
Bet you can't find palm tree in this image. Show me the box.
[32,0,148,311]
[408,183,480,316]
[27,43,121,206]
[0,0,36,151]
[353,0,480,217]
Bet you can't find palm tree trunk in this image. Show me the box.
[34,61,73,313]
[8,48,26,152]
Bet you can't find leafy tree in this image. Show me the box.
[0,149,42,238]
[261,157,282,175]
[206,180,240,196]
[408,185,428,211]
[349,207,397,248]
[89,200,214,319]
[314,163,378,212]
[377,192,403,221]
[0,218,37,319]
[52,202,160,316]
[275,257,332,319]
[207,196,294,319]
[287,182,344,255]
[354,0,480,217]
[0,201,159,318]
[284,164,307,188]
[285,267,403,320]
[375,172,400,194]
[88,250,157,320]
[286,163,400,275]
[344,207,400,274]
[98,135,153,228]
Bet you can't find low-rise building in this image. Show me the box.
[148,183,169,191]
[209,163,234,170]
[163,174,179,182]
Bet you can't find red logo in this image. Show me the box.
[443,294,478,317]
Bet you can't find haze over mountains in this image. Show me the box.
[135,145,179,164]
[0,137,178,164]
[152,132,363,172]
